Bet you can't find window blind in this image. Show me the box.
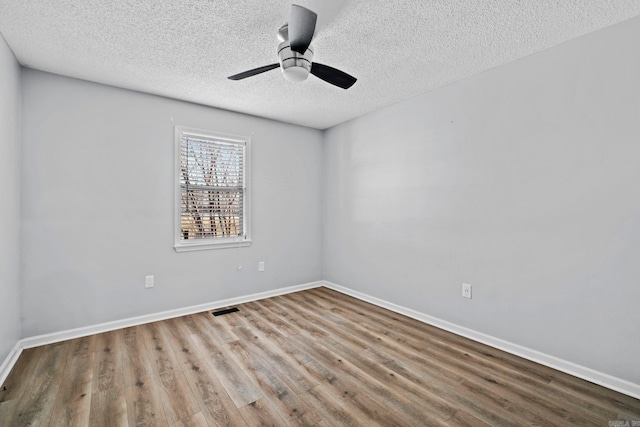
[180,136,245,241]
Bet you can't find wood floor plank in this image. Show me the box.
[296,290,607,426]
[188,314,264,408]
[230,334,322,426]
[121,325,170,426]
[48,336,95,426]
[0,399,18,427]
[285,291,470,385]
[229,309,319,388]
[238,397,293,427]
[222,320,322,425]
[242,300,299,337]
[311,287,557,383]
[259,297,329,341]
[0,346,44,424]
[139,321,204,425]
[2,286,639,426]
[306,383,384,427]
[231,303,411,426]
[549,373,640,415]
[201,311,240,344]
[89,330,128,426]
[270,297,461,424]
[308,287,550,383]
[448,409,494,427]
[171,411,209,427]
[378,354,555,426]
[290,292,603,426]
[308,288,639,423]
[0,346,43,403]
[229,341,319,424]
[163,317,247,426]
[10,341,72,426]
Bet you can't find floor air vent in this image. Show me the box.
[212,307,239,316]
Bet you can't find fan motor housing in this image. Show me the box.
[277,41,314,82]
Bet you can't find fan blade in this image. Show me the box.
[289,5,317,54]
[228,63,280,80]
[310,63,357,89]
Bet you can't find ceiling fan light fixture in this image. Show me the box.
[227,5,356,89]
[278,41,313,83]
[282,65,310,82]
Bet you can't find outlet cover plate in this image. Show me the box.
[462,283,472,299]
[145,275,154,288]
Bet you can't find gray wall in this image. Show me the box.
[323,16,640,383]
[0,35,21,362]
[21,70,323,337]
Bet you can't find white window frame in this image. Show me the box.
[174,126,252,252]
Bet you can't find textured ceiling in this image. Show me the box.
[1,1,640,129]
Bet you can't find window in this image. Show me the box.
[174,126,251,252]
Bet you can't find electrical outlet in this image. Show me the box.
[145,275,154,288]
[258,261,265,272]
[462,283,472,299]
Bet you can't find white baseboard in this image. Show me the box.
[0,281,323,386]
[0,341,22,387]
[2,281,320,385]
[19,281,323,350]
[4,279,639,400]
[321,281,640,400]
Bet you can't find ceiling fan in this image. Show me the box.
[228,4,357,89]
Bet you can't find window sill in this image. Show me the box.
[174,239,252,252]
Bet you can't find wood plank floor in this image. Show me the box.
[1,287,639,426]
